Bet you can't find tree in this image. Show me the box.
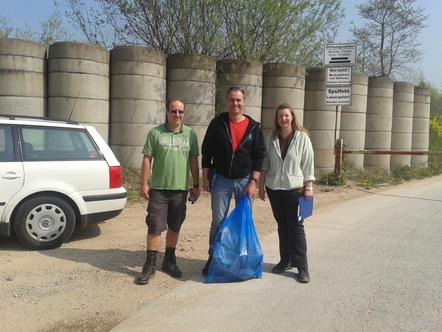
[351,0,427,78]
[14,23,37,41]
[1,1,72,47]
[222,0,342,65]
[0,15,13,38]
[39,1,73,47]
[67,0,342,65]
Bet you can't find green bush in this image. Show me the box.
[315,171,346,186]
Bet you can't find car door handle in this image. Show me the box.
[1,172,22,180]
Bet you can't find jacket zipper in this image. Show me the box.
[280,131,297,183]
[223,117,257,178]
[222,118,235,177]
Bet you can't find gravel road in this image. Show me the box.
[1,184,371,332]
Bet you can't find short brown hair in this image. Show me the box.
[226,86,245,98]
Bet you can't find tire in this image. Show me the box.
[14,195,76,250]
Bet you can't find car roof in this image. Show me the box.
[0,115,85,129]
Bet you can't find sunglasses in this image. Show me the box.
[169,109,184,115]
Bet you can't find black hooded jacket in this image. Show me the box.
[201,112,265,179]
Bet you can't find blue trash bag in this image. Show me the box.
[206,196,263,283]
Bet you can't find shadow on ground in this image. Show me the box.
[41,247,207,283]
[0,224,102,251]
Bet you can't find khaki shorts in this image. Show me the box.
[145,189,188,235]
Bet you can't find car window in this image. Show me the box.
[0,126,14,162]
[21,127,102,161]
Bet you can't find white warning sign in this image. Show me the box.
[326,67,352,85]
[324,43,356,66]
[326,86,352,105]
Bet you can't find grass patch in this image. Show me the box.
[122,168,143,203]
[315,160,442,190]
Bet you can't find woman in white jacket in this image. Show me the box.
[258,103,315,283]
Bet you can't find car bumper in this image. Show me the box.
[79,209,124,229]
[77,189,127,215]
[0,222,10,237]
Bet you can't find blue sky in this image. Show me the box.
[1,0,441,88]
[338,0,442,88]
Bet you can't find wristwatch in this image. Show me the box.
[250,177,258,183]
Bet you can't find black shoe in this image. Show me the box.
[297,268,311,283]
[162,247,182,278]
[161,259,182,278]
[202,256,213,277]
[135,251,157,285]
[271,261,293,274]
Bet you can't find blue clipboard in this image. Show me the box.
[298,196,313,221]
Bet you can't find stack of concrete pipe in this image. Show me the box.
[304,68,338,173]
[166,54,216,151]
[0,37,434,172]
[390,82,414,168]
[47,42,110,141]
[216,60,262,122]
[0,38,46,117]
[411,86,431,167]
[340,72,368,169]
[364,76,394,170]
[109,46,166,169]
[261,63,305,138]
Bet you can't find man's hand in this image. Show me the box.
[140,183,150,200]
[245,179,257,199]
[202,176,210,192]
[189,187,201,203]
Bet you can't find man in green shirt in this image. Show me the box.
[135,100,200,285]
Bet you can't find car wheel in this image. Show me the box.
[14,195,76,250]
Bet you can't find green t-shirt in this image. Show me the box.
[143,124,199,190]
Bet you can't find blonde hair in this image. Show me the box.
[272,103,308,137]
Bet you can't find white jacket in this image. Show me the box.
[262,130,315,190]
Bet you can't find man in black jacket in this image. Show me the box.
[201,86,265,276]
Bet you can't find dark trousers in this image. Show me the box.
[266,187,308,269]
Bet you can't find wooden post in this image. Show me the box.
[334,138,343,175]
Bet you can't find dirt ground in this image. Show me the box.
[0,184,371,332]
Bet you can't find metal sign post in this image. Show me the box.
[324,43,356,173]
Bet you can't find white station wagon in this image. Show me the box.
[0,115,127,249]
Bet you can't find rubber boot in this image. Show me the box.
[271,228,293,274]
[135,250,157,285]
[161,247,182,278]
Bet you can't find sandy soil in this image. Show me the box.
[0,184,371,332]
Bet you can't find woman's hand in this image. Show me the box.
[304,187,313,200]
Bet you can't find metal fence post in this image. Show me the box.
[334,139,344,175]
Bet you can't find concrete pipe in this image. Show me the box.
[340,72,368,169]
[110,46,166,169]
[0,38,46,117]
[364,76,393,171]
[167,53,216,153]
[216,60,263,122]
[304,68,338,173]
[390,82,414,168]
[411,86,430,167]
[262,63,305,139]
[48,42,110,140]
